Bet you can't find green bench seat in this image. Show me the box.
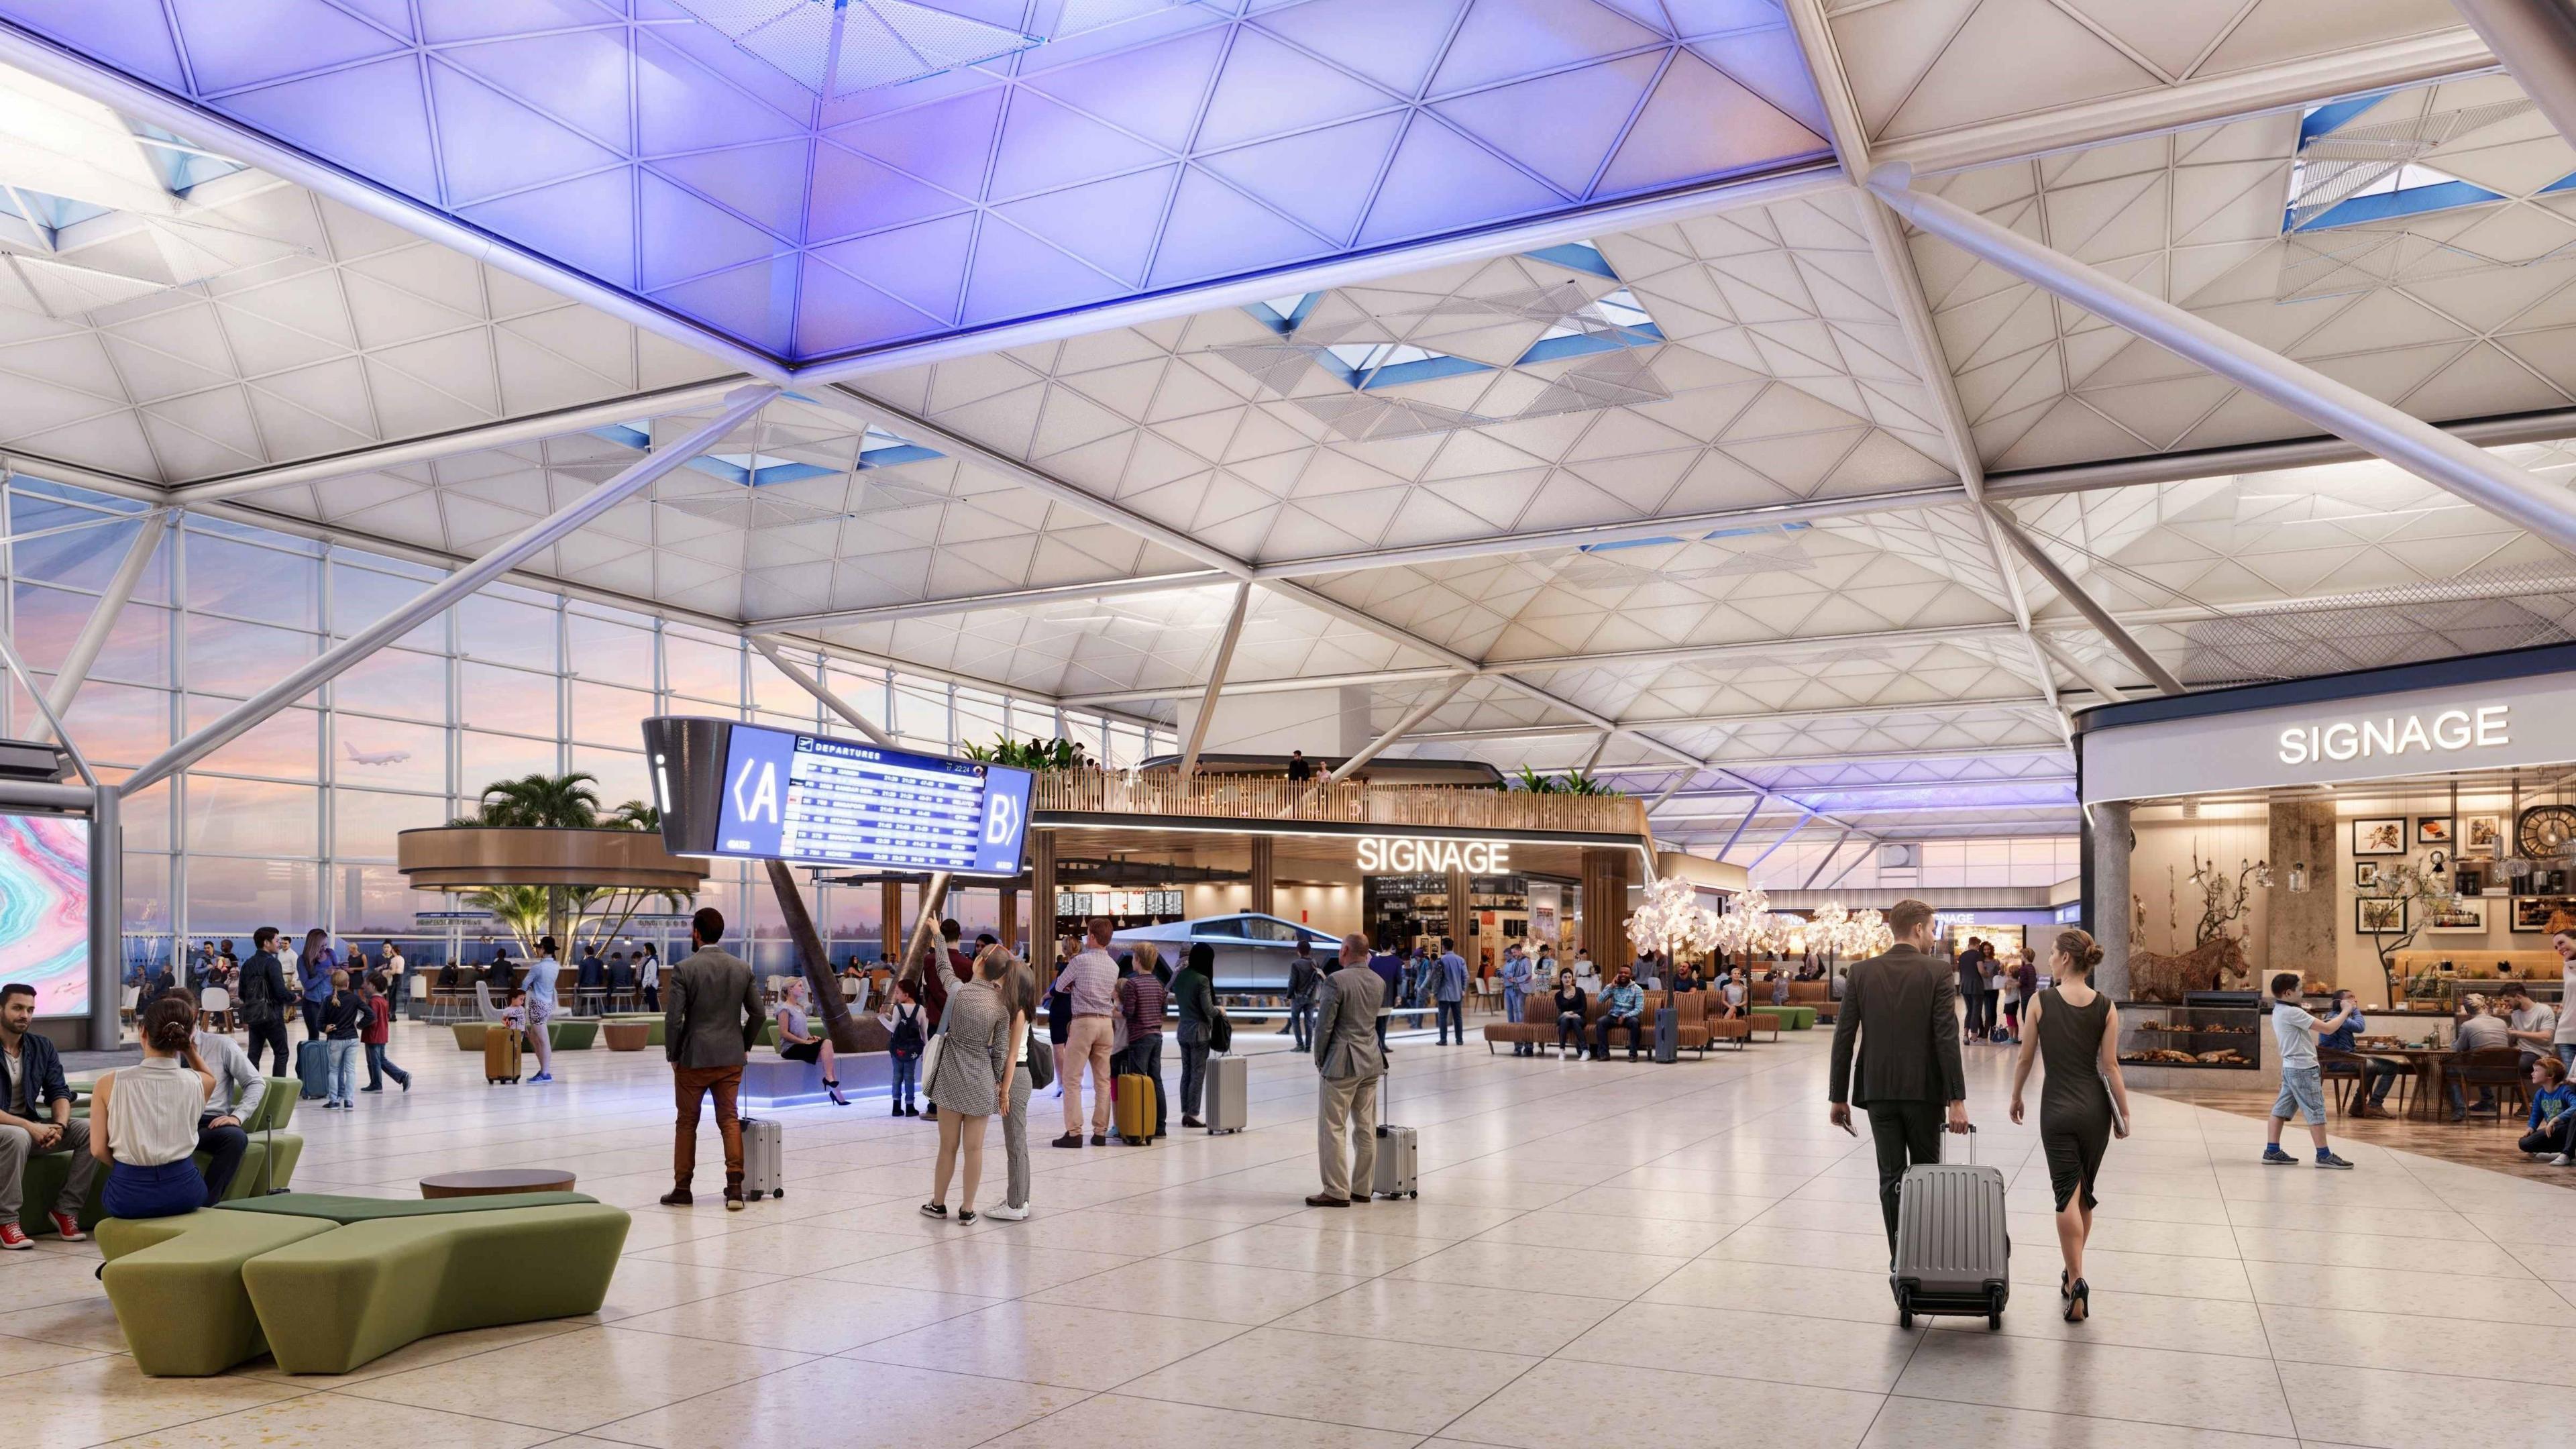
[1750,1004,1817,1031]
[96,1210,339,1377]
[241,1203,629,1374]
[452,1019,600,1051]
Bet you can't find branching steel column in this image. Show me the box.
[1715,799,1764,861]
[2037,635,2133,704]
[1746,812,1817,871]
[1823,845,1872,892]
[124,384,780,796]
[1803,830,1856,889]
[749,634,896,749]
[1870,164,2576,558]
[1177,582,1251,780]
[1988,508,2186,695]
[1646,769,1696,814]
[1326,676,1469,785]
[30,508,166,744]
[2453,1,2576,145]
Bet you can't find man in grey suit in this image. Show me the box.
[1829,899,1970,1252]
[1309,932,1388,1208]
[663,906,765,1211]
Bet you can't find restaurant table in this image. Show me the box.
[421,1167,577,1199]
[2356,1047,2455,1120]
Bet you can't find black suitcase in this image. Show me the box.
[1890,1126,2008,1329]
[1652,1006,1678,1064]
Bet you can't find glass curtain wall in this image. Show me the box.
[0,474,1138,985]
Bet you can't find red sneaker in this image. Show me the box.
[0,1222,30,1250]
[46,1210,85,1242]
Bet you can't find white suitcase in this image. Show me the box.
[1371,1122,1419,1199]
[739,1116,786,1199]
[1203,1053,1247,1134]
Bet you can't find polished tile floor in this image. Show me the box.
[11,1021,2576,1448]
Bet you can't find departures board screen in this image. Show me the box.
[643,717,1032,876]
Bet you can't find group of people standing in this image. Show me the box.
[1955,936,2036,1044]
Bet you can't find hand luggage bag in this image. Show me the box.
[1202,1053,1247,1134]
[1371,1123,1419,1198]
[1890,1126,2007,1329]
[296,1039,331,1099]
[1652,1006,1679,1064]
[1114,1072,1158,1142]
[739,1116,785,1199]
[482,1024,521,1084]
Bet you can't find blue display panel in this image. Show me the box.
[708,721,1030,875]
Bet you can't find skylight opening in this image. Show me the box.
[2285,96,2510,233]
[127,123,250,196]
[1244,292,1322,333]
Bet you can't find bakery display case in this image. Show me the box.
[2115,1000,2260,1083]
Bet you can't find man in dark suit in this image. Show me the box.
[1829,898,1970,1252]
[663,906,765,1212]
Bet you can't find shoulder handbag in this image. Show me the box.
[1024,1024,1054,1090]
[1110,977,1132,1055]
[1208,1001,1233,1055]
[918,1010,950,1099]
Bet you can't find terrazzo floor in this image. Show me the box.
[8,1018,2574,1448]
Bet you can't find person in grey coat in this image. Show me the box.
[981,947,1040,1222]
[191,1028,266,1202]
[1309,932,1388,1208]
[662,907,764,1212]
[922,968,1012,1226]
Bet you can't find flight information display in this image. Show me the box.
[645,718,1030,876]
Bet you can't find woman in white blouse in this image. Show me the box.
[90,993,215,1220]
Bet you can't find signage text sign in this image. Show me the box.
[1356,837,1510,873]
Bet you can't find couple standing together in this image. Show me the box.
[1830,901,2133,1324]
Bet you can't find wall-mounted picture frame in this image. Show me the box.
[2356,897,2408,934]
[2353,818,2406,856]
[2464,815,2505,856]
[2510,896,2576,932]
[2416,816,2455,847]
[2354,861,2381,888]
[2427,898,2487,933]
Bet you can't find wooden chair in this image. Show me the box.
[2449,1047,2526,1125]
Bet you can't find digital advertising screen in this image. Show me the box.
[646,718,1032,877]
[0,813,89,1016]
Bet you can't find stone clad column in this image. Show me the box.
[1580,848,1631,971]
[2090,802,2133,1000]
[880,879,902,963]
[1031,828,1057,955]
[2269,800,2336,995]
[1249,835,1275,917]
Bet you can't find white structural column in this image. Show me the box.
[1177,582,1252,780]
[1868,164,2576,558]
[1823,846,1872,892]
[749,634,897,749]
[1326,676,1469,785]
[123,384,781,796]
[30,507,166,743]
[1988,508,2187,695]
[1646,769,1696,814]
[2453,1,2576,144]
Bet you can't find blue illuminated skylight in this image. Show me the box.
[0,186,112,233]
[1521,241,1619,278]
[589,421,938,482]
[1517,286,1662,364]
[127,123,250,195]
[1246,292,1322,333]
[0,0,1835,366]
[1583,521,1809,553]
[2286,95,2508,233]
[1319,343,1494,390]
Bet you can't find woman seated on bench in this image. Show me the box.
[91,993,217,1220]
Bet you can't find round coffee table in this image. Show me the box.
[421,1167,577,1199]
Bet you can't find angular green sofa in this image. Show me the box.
[1750,1004,1818,1032]
[99,1193,628,1376]
[241,1199,629,1373]
[97,1209,339,1377]
[25,1077,301,1236]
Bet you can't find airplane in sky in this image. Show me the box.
[343,740,411,767]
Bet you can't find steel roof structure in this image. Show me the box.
[10,1,2576,885]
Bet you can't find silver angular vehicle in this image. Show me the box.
[1109,912,1342,994]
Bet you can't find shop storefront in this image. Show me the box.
[2078,642,2576,1082]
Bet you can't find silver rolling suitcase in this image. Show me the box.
[1202,1053,1247,1134]
[1890,1126,2006,1329]
[1371,1124,1418,1198]
[739,1116,786,1200]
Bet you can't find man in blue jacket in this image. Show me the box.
[1501,944,1534,1056]
[1434,938,1469,1045]
[1593,965,1646,1061]
[0,983,97,1246]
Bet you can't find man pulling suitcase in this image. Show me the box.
[1826,898,1970,1259]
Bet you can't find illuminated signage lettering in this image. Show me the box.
[2277,705,2507,765]
[1356,837,1510,873]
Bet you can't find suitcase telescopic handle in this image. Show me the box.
[1947,1120,1976,1165]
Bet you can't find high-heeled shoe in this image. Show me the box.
[826,1079,848,1106]
[2063,1278,2090,1323]
[2059,1269,2072,1299]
